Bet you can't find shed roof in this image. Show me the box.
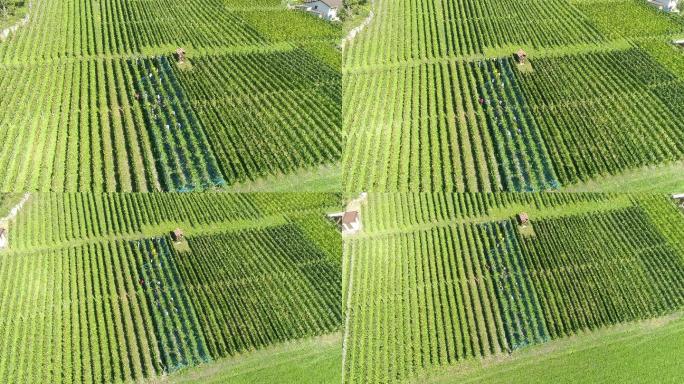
[305,0,342,8]
[342,211,359,225]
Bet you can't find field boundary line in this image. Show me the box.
[343,39,633,75]
[341,0,375,50]
[352,196,634,240]
[341,245,355,383]
[0,193,30,223]
[3,206,338,255]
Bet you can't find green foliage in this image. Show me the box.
[0,0,341,192]
[344,192,684,383]
[424,314,684,384]
[176,225,342,357]
[344,0,684,192]
[0,192,342,382]
[344,0,605,67]
[172,49,341,185]
[572,0,684,39]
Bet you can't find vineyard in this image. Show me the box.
[0,0,342,191]
[344,0,684,192]
[342,192,684,383]
[0,192,343,382]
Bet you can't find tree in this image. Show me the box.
[0,0,13,19]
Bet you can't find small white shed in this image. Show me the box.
[342,211,361,235]
[650,0,679,12]
[294,0,341,21]
[0,228,7,250]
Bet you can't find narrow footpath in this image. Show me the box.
[341,0,375,50]
[0,193,31,223]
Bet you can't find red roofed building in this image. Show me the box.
[342,211,361,235]
[171,228,184,242]
[517,49,528,64]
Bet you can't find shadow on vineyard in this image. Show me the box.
[129,56,226,192]
[0,192,343,382]
[0,0,342,192]
[343,0,684,192]
[477,220,549,351]
[132,237,211,373]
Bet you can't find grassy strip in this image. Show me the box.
[157,333,341,384]
[344,39,632,74]
[225,163,341,193]
[3,207,341,255]
[419,312,684,384]
[562,161,684,193]
[355,195,633,239]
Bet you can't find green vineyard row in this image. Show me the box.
[343,193,684,383]
[0,192,342,383]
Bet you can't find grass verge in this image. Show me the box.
[418,312,684,384]
[157,333,342,384]
[562,161,684,193]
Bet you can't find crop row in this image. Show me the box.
[571,0,684,40]
[0,1,342,191]
[359,192,620,233]
[512,49,684,185]
[344,193,684,383]
[345,48,684,191]
[0,204,343,383]
[516,207,684,337]
[175,224,342,357]
[0,57,214,192]
[344,0,605,68]
[0,241,174,383]
[8,192,340,250]
[0,47,343,191]
[174,49,342,184]
[345,225,504,383]
[0,0,266,62]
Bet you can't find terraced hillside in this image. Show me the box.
[0,0,341,192]
[342,192,684,383]
[343,0,684,192]
[0,193,342,383]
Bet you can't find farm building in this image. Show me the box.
[342,211,361,235]
[516,49,528,64]
[0,227,7,249]
[673,193,684,207]
[292,0,341,21]
[171,228,184,242]
[649,0,679,12]
[327,193,367,236]
[175,47,186,63]
[517,212,530,226]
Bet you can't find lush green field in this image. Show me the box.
[344,0,684,192]
[0,0,341,191]
[422,312,684,384]
[563,161,684,193]
[162,333,342,384]
[0,193,342,383]
[343,192,684,383]
[226,164,342,193]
